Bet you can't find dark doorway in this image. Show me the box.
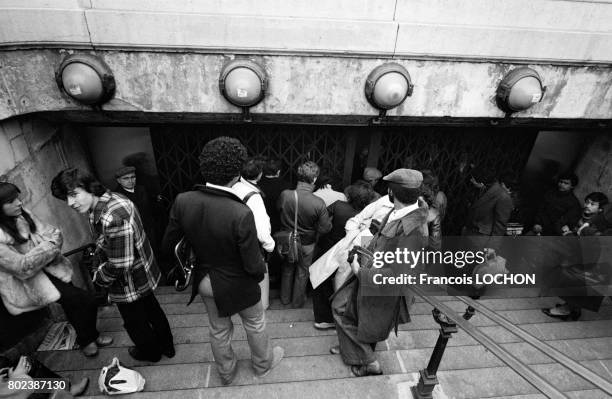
[151,124,539,234]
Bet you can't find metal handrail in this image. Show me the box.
[458,296,612,396]
[410,286,568,399]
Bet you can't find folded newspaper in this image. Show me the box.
[37,321,77,351]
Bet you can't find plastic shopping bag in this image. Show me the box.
[98,357,145,395]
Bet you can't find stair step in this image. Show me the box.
[41,335,612,374]
[68,358,612,398]
[81,374,420,399]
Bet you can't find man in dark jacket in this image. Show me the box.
[163,137,283,385]
[277,161,332,307]
[462,168,513,248]
[258,158,292,286]
[330,169,428,376]
[259,159,291,234]
[532,172,582,236]
[114,166,160,257]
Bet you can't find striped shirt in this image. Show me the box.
[90,192,159,303]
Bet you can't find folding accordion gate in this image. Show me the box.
[150,123,351,201]
[373,126,538,234]
[150,124,538,234]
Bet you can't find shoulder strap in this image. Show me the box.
[293,190,299,236]
[243,190,260,204]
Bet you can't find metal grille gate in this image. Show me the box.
[151,125,538,234]
[375,127,538,233]
[151,124,350,201]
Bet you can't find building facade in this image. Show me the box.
[0,0,611,249]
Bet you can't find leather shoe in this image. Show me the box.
[69,377,89,396]
[81,342,98,358]
[96,335,113,347]
[220,365,238,386]
[128,346,161,362]
[329,345,340,355]
[351,361,382,377]
[163,346,176,358]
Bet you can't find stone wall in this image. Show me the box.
[0,116,92,273]
[574,133,612,203]
[1,50,611,122]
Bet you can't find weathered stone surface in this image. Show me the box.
[575,133,612,201]
[1,51,612,122]
[0,116,91,254]
[0,128,16,175]
[10,134,29,164]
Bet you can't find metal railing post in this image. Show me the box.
[463,305,476,320]
[412,308,458,399]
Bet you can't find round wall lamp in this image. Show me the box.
[496,67,545,114]
[365,63,413,123]
[55,53,115,106]
[219,59,267,122]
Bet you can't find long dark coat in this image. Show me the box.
[334,205,429,343]
[162,185,266,317]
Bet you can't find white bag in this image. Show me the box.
[98,357,145,395]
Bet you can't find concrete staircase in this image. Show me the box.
[37,287,612,398]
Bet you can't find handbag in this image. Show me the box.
[98,357,145,395]
[273,191,301,263]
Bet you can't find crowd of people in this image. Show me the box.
[1,135,611,396]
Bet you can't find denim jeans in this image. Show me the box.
[280,243,315,307]
[199,276,272,378]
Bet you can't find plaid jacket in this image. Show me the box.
[90,192,159,303]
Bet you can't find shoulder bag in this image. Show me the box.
[273,191,301,263]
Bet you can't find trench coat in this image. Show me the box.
[333,205,429,343]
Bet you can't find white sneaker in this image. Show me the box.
[314,322,335,330]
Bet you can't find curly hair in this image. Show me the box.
[51,168,107,201]
[558,171,579,187]
[344,184,376,211]
[199,137,248,185]
[297,161,320,184]
[241,156,266,181]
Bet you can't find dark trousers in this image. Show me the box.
[46,273,99,347]
[117,293,173,360]
[280,243,316,307]
[312,274,334,323]
[331,278,377,365]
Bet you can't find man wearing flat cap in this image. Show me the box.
[330,168,429,377]
[115,166,159,260]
